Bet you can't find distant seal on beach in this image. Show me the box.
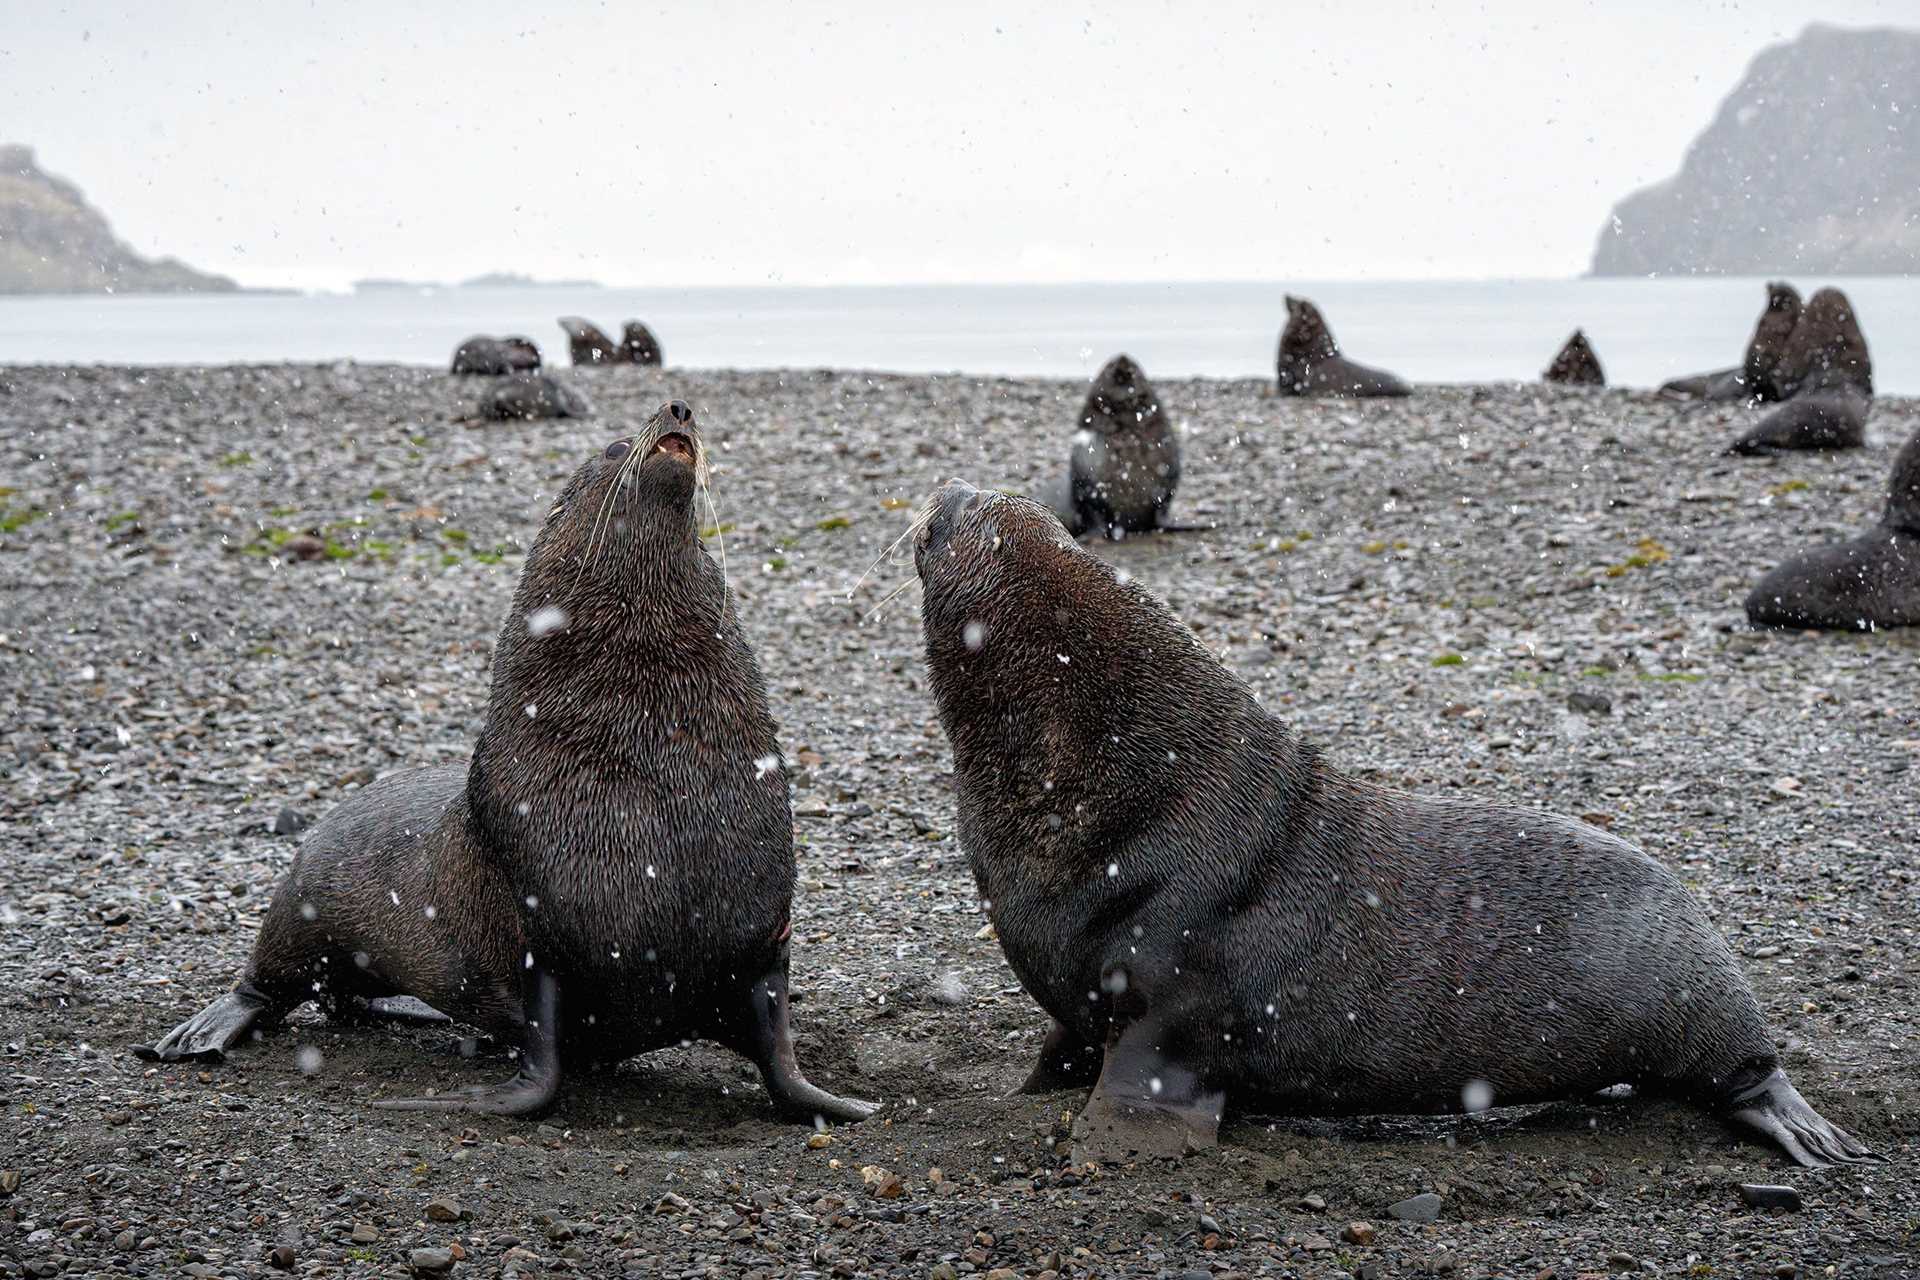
[620,321,664,366]
[1745,429,1920,630]
[452,335,542,375]
[1542,330,1605,386]
[1728,288,1872,455]
[559,317,663,367]
[477,373,592,421]
[1046,353,1180,538]
[1662,282,1801,402]
[1274,296,1410,397]
[136,401,875,1124]
[912,478,1874,1168]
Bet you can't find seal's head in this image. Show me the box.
[1764,282,1802,315]
[620,321,662,365]
[501,336,543,371]
[510,399,711,627]
[1080,353,1158,434]
[1280,294,1339,360]
[912,477,1246,808]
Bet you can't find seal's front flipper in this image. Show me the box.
[730,946,878,1124]
[372,963,560,1116]
[1070,1022,1223,1164]
[132,983,279,1062]
[1016,1019,1102,1094]
[1724,1068,1878,1168]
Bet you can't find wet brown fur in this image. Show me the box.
[914,481,1872,1166]
[559,317,664,367]
[1729,288,1873,454]
[1275,295,1410,397]
[1542,330,1605,386]
[452,334,543,375]
[1056,353,1181,538]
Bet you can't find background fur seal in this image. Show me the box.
[1275,295,1410,397]
[912,478,1873,1168]
[1745,428,1920,630]
[1661,282,1800,401]
[477,373,592,421]
[1728,287,1871,455]
[136,402,874,1124]
[1542,329,1604,386]
[1046,353,1180,538]
[452,335,542,375]
[559,317,664,367]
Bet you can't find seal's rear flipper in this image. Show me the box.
[131,984,278,1062]
[372,963,561,1116]
[1069,1021,1222,1163]
[361,996,454,1025]
[1724,1068,1878,1167]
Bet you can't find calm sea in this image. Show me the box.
[1,279,1916,394]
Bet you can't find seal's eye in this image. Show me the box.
[604,440,632,461]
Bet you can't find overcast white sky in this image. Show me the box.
[4,1,1910,289]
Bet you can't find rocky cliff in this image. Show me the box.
[0,145,237,294]
[1591,24,1920,276]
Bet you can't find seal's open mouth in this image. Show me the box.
[654,432,696,462]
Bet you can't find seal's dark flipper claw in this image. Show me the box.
[373,962,561,1116]
[1068,1022,1223,1164]
[362,996,455,1025]
[1724,1069,1878,1168]
[1016,1019,1102,1095]
[131,986,276,1062]
[733,947,878,1124]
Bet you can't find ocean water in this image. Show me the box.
[1,278,1916,394]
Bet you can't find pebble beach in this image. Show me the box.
[2,362,1916,1278]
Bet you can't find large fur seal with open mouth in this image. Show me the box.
[912,478,1874,1168]
[1274,295,1410,397]
[1745,428,1920,630]
[1048,353,1181,538]
[136,401,874,1124]
[1662,282,1801,402]
[1729,287,1872,455]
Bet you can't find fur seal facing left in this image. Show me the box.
[477,373,593,421]
[1275,296,1410,397]
[1745,428,1920,630]
[452,335,542,375]
[912,477,1874,1168]
[1729,288,1872,455]
[1046,354,1181,538]
[136,401,875,1124]
[1661,282,1801,402]
[1542,330,1605,386]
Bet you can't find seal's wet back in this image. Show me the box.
[914,478,1874,1168]
[137,401,874,1124]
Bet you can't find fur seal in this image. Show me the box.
[136,401,875,1124]
[452,335,542,376]
[559,317,663,367]
[1745,428,1920,630]
[1728,288,1872,455]
[912,478,1874,1168]
[477,373,592,421]
[620,321,664,366]
[1274,296,1410,398]
[1046,354,1181,538]
[1542,330,1605,386]
[1661,282,1801,401]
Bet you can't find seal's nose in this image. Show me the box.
[668,400,693,424]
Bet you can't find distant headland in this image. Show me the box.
[352,272,603,293]
[0,145,239,295]
[1592,24,1920,277]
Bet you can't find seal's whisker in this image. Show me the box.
[573,434,644,594]
[849,488,943,600]
[860,573,921,624]
[699,472,728,584]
